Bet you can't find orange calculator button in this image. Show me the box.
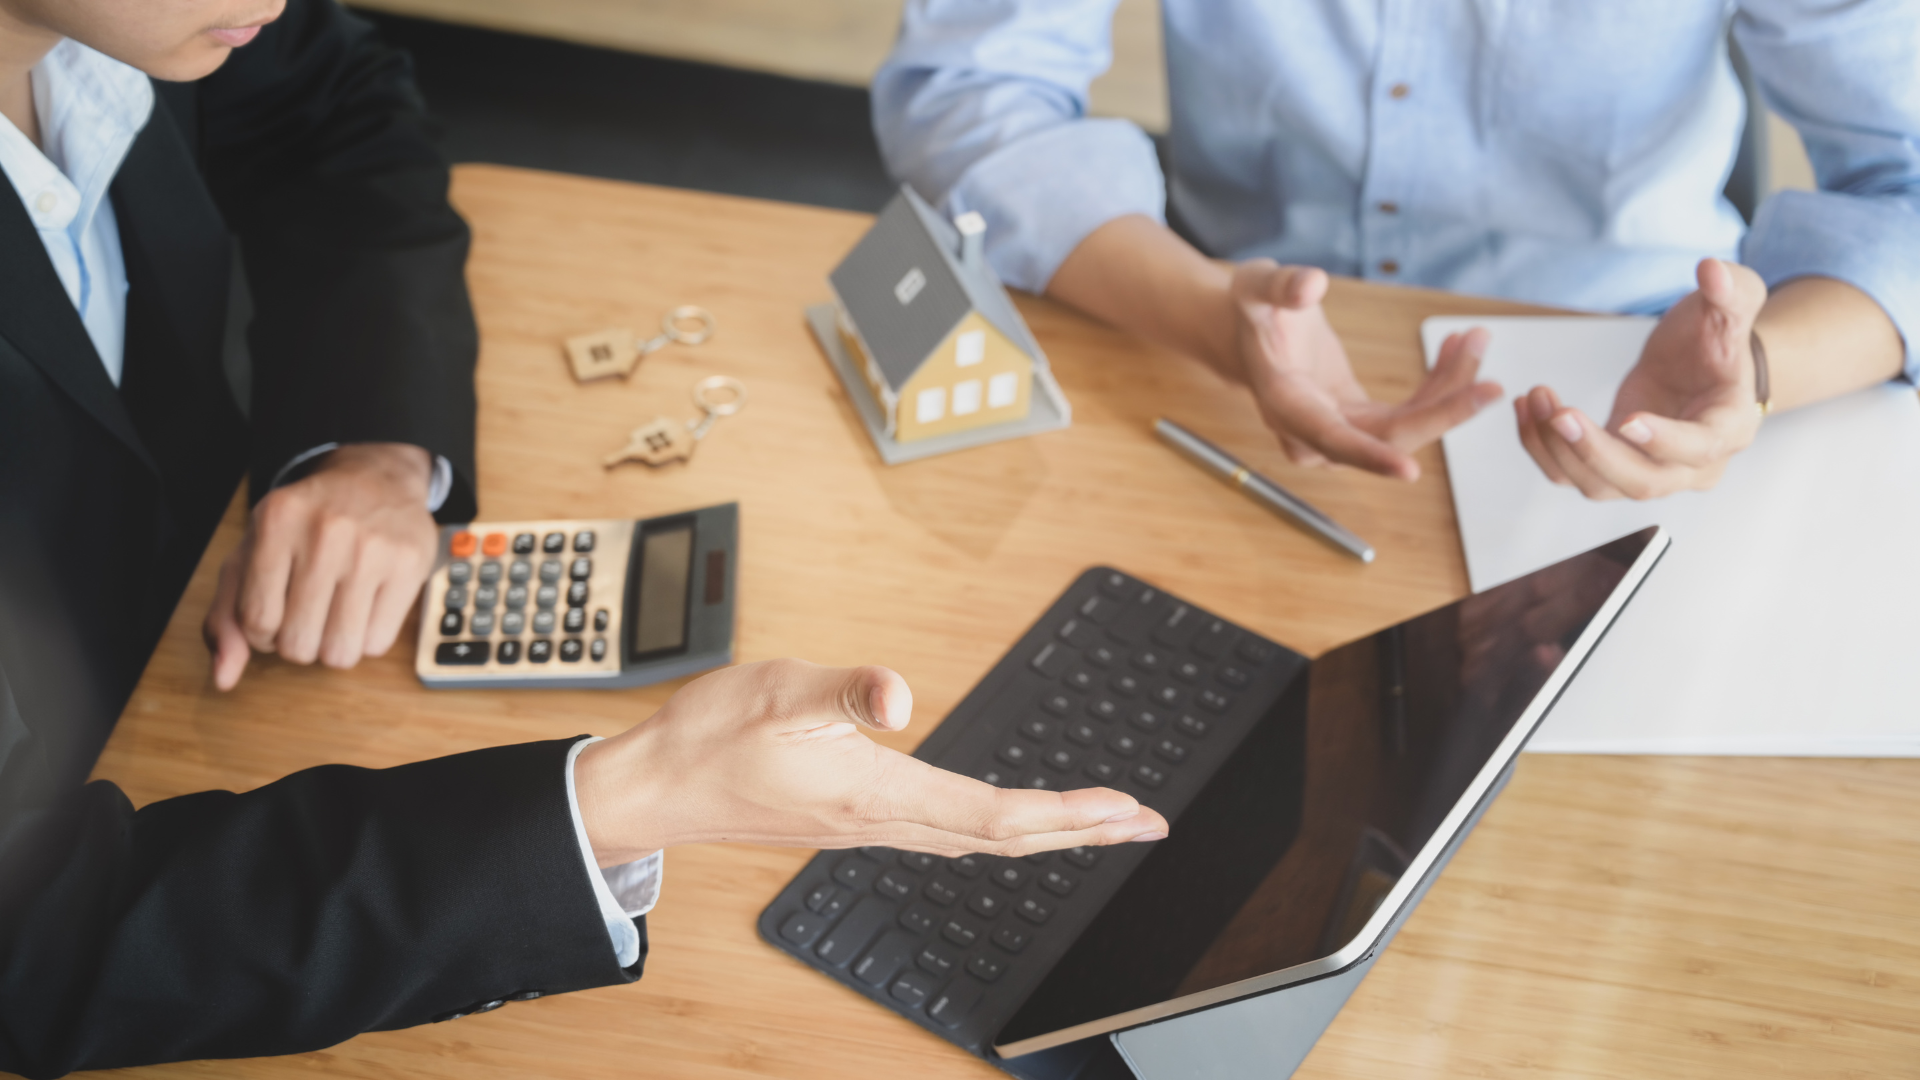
[482,532,508,557]
[449,531,477,558]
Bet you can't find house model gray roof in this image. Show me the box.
[829,185,1048,392]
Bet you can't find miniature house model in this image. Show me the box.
[829,187,1047,443]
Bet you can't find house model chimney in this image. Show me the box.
[955,211,986,270]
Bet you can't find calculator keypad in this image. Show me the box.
[425,520,628,678]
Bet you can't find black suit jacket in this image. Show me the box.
[0,5,640,1076]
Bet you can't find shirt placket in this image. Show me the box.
[1359,0,1420,283]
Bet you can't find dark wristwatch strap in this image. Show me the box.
[1751,330,1772,416]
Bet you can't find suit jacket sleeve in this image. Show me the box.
[0,662,643,1079]
[191,0,480,522]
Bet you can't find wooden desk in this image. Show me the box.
[92,166,1920,1079]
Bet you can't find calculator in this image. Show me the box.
[414,503,738,689]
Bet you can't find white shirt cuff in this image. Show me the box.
[270,443,455,513]
[564,735,663,969]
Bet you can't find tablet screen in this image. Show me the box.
[996,529,1652,1048]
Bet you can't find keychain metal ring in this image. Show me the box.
[692,375,747,417]
[661,305,716,346]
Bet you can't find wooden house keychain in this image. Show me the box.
[564,305,715,382]
[604,375,748,468]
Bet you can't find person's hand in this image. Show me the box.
[573,660,1171,867]
[1229,260,1503,480]
[203,443,439,690]
[1517,258,1768,500]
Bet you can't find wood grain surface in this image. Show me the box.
[87,166,1920,1080]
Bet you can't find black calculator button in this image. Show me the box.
[900,851,937,873]
[805,884,851,918]
[916,942,961,977]
[496,640,522,664]
[563,608,586,634]
[527,639,552,663]
[1153,739,1188,764]
[434,641,487,665]
[1176,713,1211,739]
[924,878,961,906]
[996,744,1032,769]
[833,859,876,891]
[569,557,592,581]
[508,560,532,584]
[1040,869,1077,895]
[1153,685,1185,707]
[538,559,563,584]
[1029,642,1067,678]
[1022,774,1053,790]
[991,925,1031,953]
[1014,897,1053,924]
[1084,760,1119,783]
[443,587,467,611]
[505,585,528,609]
[875,871,914,902]
[948,855,985,879]
[1152,604,1197,648]
[589,637,607,661]
[967,954,1007,982]
[531,611,556,635]
[778,912,825,947]
[1097,570,1136,600]
[1063,846,1102,870]
[566,581,589,607]
[1192,620,1234,659]
[1058,618,1102,650]
[477,561,502,585]
[559,638,583,663]
[469,613,495,636]
[1133,764,1167,789]
[1129,709,1164,733]
[501,612,525,635]
[593,608,610,632]
[473,585,498,610]
[1172,660,1203,683]
[975,766,1012,787]
[1217,665,1252,689]
[967,891,1005,919]
[535,584,558,609]
[439,611,463,636]
[1108,673,1141,697]
[1197,688,1233,712]
[1236,638,1279,667]
[1131,649,1164,672]
[1018,718,1055,742]
[446,561,472,585]
[1065,721,1099,746]
[1042,748,1077,772]
[930,980,983,1028]
[542,532,566,553]
[572,530,595,553]
[990,865,1027,891]
[512,532,536,555]
[1087,697,1120,722]
[1087,645,1118,668]
[1063,668,1097,692]
[899,905,936,935]
[1108,733,1142,757]
[1038,692,1074,717]
[941,919,981,948]
[890,969,938,1009]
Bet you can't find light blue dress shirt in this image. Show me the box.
[874,0,1920,380]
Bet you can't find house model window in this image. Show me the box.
[829,188,1045,443]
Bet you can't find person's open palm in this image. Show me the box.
[1517,258,1768,500]
[1231,259,1502,480]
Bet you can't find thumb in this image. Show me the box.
[1232,260,1329,312]
[204,556,253,691]
[744,659,913,734]
[1696,258,1767,325]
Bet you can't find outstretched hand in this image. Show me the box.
[1517,258,1768,500]
[573,659,1170,867]
[1230,260,1503,480]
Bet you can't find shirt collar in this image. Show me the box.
[0,39,152,236]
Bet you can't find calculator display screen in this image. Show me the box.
[996,529,1654,1048]
[630,523,694,658]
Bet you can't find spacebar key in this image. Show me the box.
[815,897,892,970]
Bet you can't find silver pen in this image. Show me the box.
[1154,418,1376,563]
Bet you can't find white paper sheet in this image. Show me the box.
[1422,316,1920,755]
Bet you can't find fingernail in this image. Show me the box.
[1129,831,1167,843]
[1531,395,1554,422]
[1104,810,1141,823]
[1551,414,1583,442]
[1621,418,1653,444]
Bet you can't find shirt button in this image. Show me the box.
[1377,201,1399,215]
[33,191,56,214]
[1389,83,1411,100]
[1379,259,1401,275]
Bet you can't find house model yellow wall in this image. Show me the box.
[893,312,1032,442]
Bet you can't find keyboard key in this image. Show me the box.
[996,744,1033,769]
[991,925,1032,953]
[439,611,463,636]
[890,969,938,1009]
[1040,869,1077,896]
[434,641,488,665]
[1025,852,1053,864]
[816,898,891,968]
[1022,774,1053,789]
[447,561,472,585]
[1058,618,1102,650]
[899,906,936,935]
[990,865,1028,891]
[1153,739,1188,765]
[1038,692,1075,717]
[1133,764,1167,789]
[929,980,984,1029]
[1018,718,1056,742]
[1086,644,1118,668]
[511,533,536,555]
[1078,595,1118,625]
[1198,688,1233,712]
[924,878,960,906]
[967,892,1005,919]
[900,851,937,873]
[917,942,961,977]
[1063,846,1102,870]
[779,911,826,947]
[1063,668,1098,692]
[876,871,915,901]
[1152,604,1197,648]
[858,846,893,861]
[1131,649,1164,672]
[1087,697,1121,722]
[853,931,916,986]
[948,855,985,879]
[1153,685,1185,707]
[941,918,981,948]
[968,954,1007,982]
[1109,673,1142,697]
[1066,721,1100,746]
[1042,747,1077,772]
[1177,713,1211,739]
[542,531,566,554]
[1108,733,1142,757]
[1014,897,1054,924]
[1172,660,1203,683]
[1030,641,1067,678]
[496,640,522,664]
[527,638,552,663]
[1237,637,1280,667]
[1192,619,1235,658]
[1217,665,1252,689]
[1129,709,1164,733]
[1097,570,1137,600]
[572,530,595,553]
[976,766,1012,787]
[1084,760,1119,783]
[805,884,852,919]
[833,860,877,891]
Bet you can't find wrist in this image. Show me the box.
[576,728,669,867]
[315,442,432,501]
